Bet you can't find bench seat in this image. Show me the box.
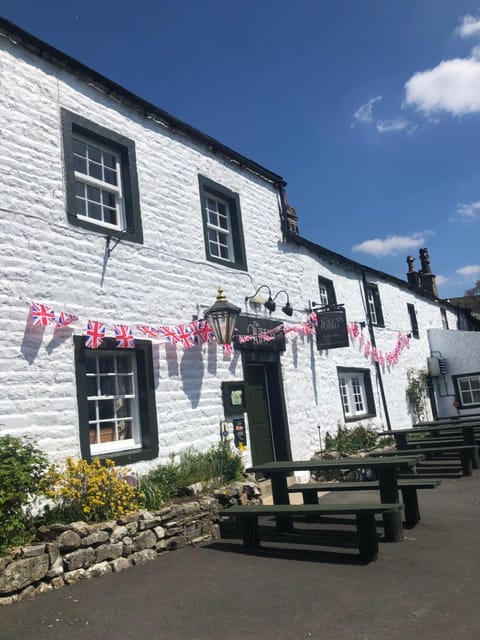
[288,479,440,527]
[370,445,475,476]
[223,502,403,563]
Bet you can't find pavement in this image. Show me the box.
[2,469,480,640]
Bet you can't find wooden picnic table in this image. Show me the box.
[246,455,422,543]
[381,421,480,468]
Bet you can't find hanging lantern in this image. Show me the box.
[204,286,241,345]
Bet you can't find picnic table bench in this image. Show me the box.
[223,502,403,563]
[287,479,440,528]
[371,444,475,476]
[247,456,421,542]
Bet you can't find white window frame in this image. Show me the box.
[318,283,329,308]
[86,350,141,455]
[339,372,367,417]
[366,289,378,325]
[73,133,126,232]
[205,192,235,263]
[457,375,480,407]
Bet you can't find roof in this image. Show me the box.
[0,17,285,188]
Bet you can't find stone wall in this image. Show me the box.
[0,498,220,606]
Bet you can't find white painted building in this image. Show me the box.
[0,18,470,472]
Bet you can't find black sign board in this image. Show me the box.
[233,315,286,352]
[315,307,349,350]
[232,418,247,448]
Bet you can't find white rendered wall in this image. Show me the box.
[0,36,463,471]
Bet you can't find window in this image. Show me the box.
[74,337,158,464]
[453,374,480,408]
[62,109,143,243]
[198,175,247,270]
[365,283,384,327]
[317,276,337,309]
[337,367,376,421]
[407,303,419,338]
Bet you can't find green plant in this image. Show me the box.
[0,435,49,553]
[406,368,430,421]
[324,424,384,456]
[41,457,141,522]
[139,443,243,510]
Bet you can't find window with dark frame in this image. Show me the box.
[453,373,480,408]
[337,367,376,421]
[440,308,449,330]
[407,303,419,338]
[317,276,337,309]
[365,283,384,327]
[62,109,143,243]
[74,336,158,465]
[198,175,247,271]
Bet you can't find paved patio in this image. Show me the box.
[2,470,480,640]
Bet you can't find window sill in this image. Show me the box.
[343,412,376,423]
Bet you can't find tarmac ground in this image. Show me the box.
[1,463,480,640]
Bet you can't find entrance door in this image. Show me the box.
[243,353,291,466]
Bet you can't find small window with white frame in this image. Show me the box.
[74,337,158,464]
[198,175,247,271]
[365,283,384,327]
[454,373,480,408]
[337,367,376,421]
[62,109,143,244]
[317,276,337,309]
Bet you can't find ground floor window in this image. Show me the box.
[453,373,480,408]
[74,337,158,464]
[337,367,376,421]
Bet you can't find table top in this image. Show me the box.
[381,421,480,436]
[246,455,423,474]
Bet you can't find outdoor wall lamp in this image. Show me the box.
[245,285,293,316]
[204,286,241,345]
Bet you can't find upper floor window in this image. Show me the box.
[317,276,337,309]
[62,109,143,244]
[74,337,158,465]
[198,176,247,271]
[366,283,384,327]
[453,373,480,408]
[337,367,376,421]
[407,303,419,338]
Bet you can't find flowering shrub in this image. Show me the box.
[42,457,141,522]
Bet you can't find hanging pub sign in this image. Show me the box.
[233,315,286,352]
[315,305,349,350]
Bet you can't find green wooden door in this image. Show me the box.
[245,363,275,465]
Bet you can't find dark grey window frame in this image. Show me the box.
[74,336,158,465]
[198,175,247,271]
[452,372,480,410]
[317,275,337,308]
[440,308,449,330]
[337,366,376,423]
[61,109,143,244]
[407,303,420,338]
[366,283,384,327]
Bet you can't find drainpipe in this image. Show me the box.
[361,270,392,431]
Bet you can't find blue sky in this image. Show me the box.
[2,1,480,298]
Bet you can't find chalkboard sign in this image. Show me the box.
[315,307,349,350]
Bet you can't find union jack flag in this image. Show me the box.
[175,324,195,349]
[31,302,56,327]
[189,320,215,344]
[158,325,180,344]
[222,343,233,354]
[85,320,106,349]
[137,325,160,338]
[56,312,79,328]
[114,324,135,349]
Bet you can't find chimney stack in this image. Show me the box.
[405,248,438,296]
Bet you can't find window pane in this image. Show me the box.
[103,208,117,225]
[116,355,133,373]
[208,212,219,227]
[87,203,102,220]
[86,376,97,397]
[98,399,114,420]
[470,378,480,390]
[87,185,101,203]
[100,375,116,396]
[104,168,117,185]
[117,420,132,440]
[73,139,86,157]
[85,353,97,374]
[74,156,87,174]
[472,390,480,403]
[117,376,133,395]
[89,161,102,181]
[220,246,229,259]
[103,151,116,169]
[99,355,114,373]
[98,423,116,443]
[87,144,102,163]
[116,398,131,418]
[87,400,97,422]
[459,380,469,391]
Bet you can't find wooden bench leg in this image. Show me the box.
[401,487,420,528]
[356,512,379,563]
[302,489,319,505]
[239,516,260,548]
[383,510,404,543]
[460,450,473,476]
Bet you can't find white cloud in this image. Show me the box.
[456,15,480,38]
[351,96,382,127]
[376,118,416,134]
[404,57,480,115]
[452,201,480,221]
[352,233,427,257]
[435,275,448,286]
[456,265,480,276]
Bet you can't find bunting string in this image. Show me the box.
[347,322,410,367]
